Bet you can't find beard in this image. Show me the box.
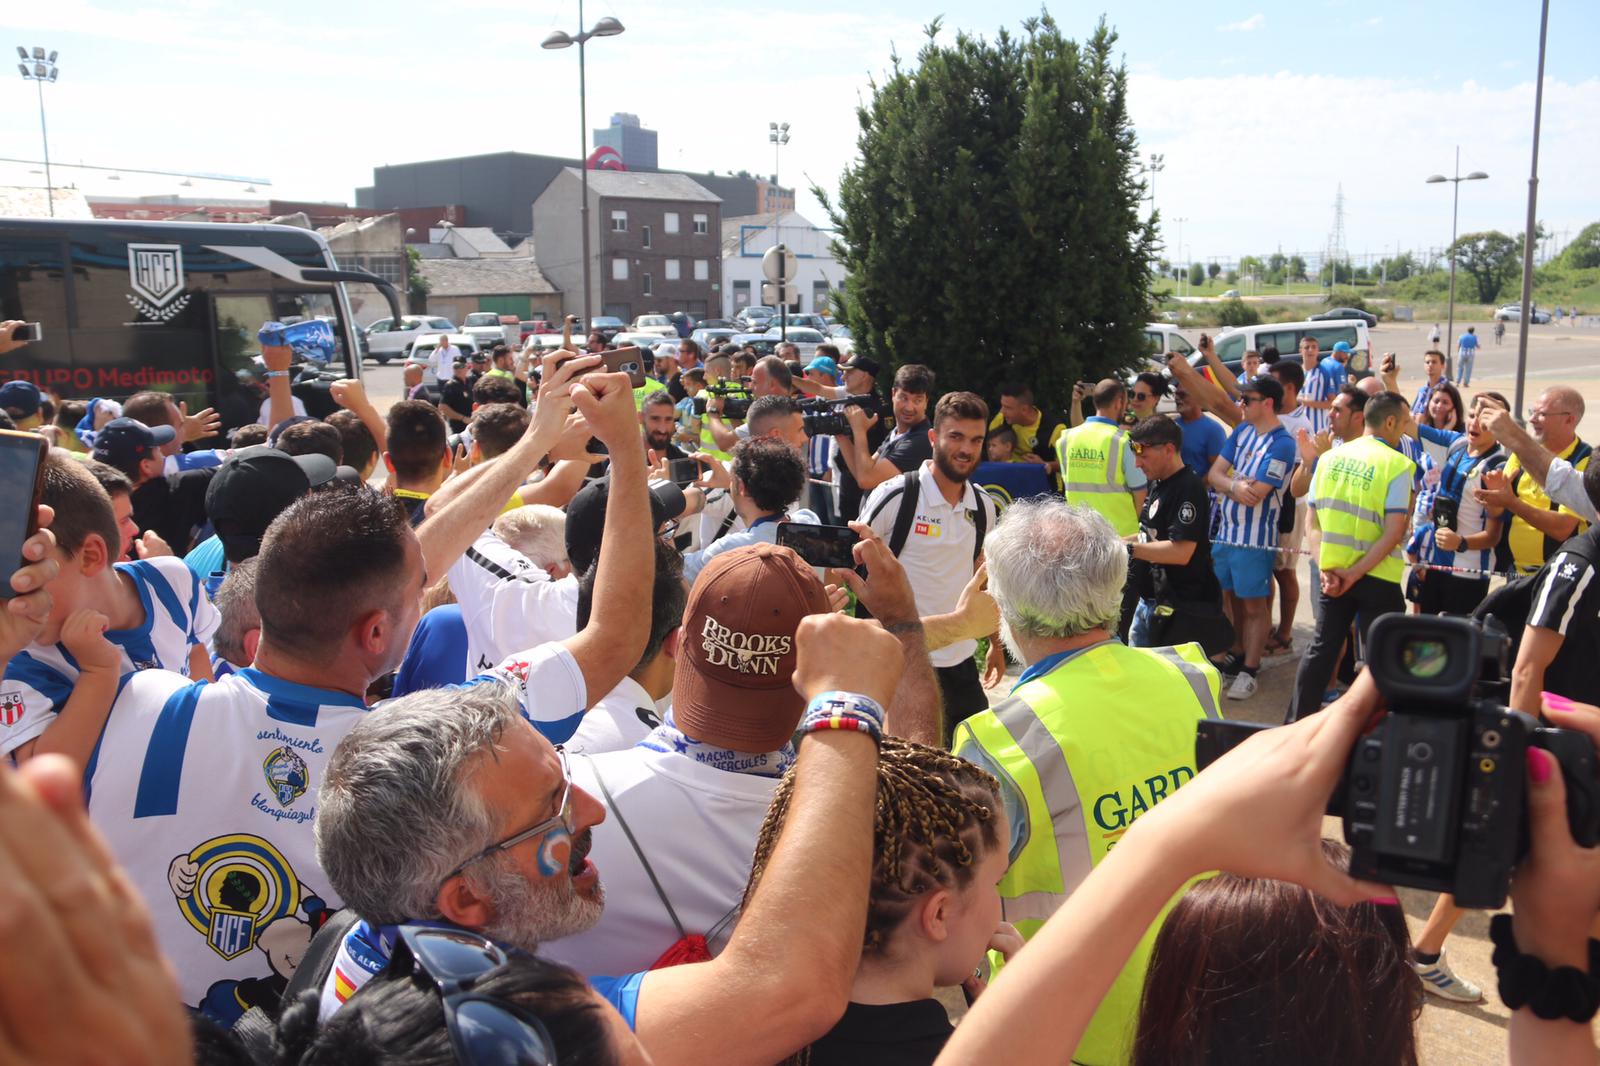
[645,429,675,450]
[934,444,979,484]
[473,831,604,951]
[998,618,1027,665]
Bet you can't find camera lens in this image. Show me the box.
[1400,637,1449,679]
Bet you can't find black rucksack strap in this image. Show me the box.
[887,471,921,558]
[971,487,989,565]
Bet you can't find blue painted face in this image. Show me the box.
[536,827,571,879]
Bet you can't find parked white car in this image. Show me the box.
[1494,304,1553,324]
[461,312,517,348]
[365,315,458,364]
[761,326,828,359]
[406,333,481,369]
[629,314,678,338]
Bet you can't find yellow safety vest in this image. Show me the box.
[632,376,667,411]
[954,641,1221,1066]
[1057,420,1139,535]
[1309,435,1414,584]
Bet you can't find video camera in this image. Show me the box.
[799,394,882,439]
[702,381,753,421]
[1195,614,1600,909]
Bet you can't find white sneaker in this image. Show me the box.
[1226,672,1257,700]
[1413,953,1483,1003]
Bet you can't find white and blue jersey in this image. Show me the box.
[1215,423,1297,549]
[1,556,218,757]
[84,667,367,1025]
[1300,364,1338,435]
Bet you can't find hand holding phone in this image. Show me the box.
[601,346,647,388]
[667,457,701,488]
[776,523,861,569]
[0,431,49,601]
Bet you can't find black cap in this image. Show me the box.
[206,445,338,563]
[565,476,687,575]
[838,354,881,376]
[92,417,177,474]
[470,351,489,364]
[1241,375,1286,409]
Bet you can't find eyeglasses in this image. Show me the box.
[1132,391,1152,401]
[1240,395,1265,406]
[1528,408,1575,420]
[444,747,574,883]
[393,925,559,1066]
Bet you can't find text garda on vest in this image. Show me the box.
[701,617,792,675]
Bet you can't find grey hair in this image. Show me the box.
[493,505,569,570]
[316,682,524,925]
[211,557,260,668]
[984,498,1127,640]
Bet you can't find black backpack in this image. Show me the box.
[883,470,990,564]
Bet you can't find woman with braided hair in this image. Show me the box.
[743,737,1021,1066]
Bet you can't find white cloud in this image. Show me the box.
[1220,14,1266,32]
[1365,16,1384,27]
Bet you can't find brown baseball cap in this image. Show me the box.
[672,542,831,752]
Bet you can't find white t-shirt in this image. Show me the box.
[470,639,590,742]
[84,668,367,1023]
[565,676,665,757]
[258,394,308,427]
[449,530,579,675]
[1546,455,1600,524]
[862,462,996,668]
[540,748,778,976]
[2,557,219,756]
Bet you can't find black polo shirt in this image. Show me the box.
[877,419,933,473]
[1137,464,1219,604]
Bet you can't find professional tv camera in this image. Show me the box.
[799,393,882,439]
[698,380,753,421]
[1196,614,1600,908]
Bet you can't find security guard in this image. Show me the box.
[954,498,1220,1066]
[1287,390,1415,720]
[1056,379,1147,535]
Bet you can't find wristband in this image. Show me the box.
[800,691,885,745]
[263,370,290,379]
[1489,914,1600,1022]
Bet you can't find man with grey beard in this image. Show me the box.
[952,497,1222,1066]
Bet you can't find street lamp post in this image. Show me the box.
[1144,152,1164,214]
[1425,147,1488,375]
[16,47,60,217]
[542,6,624,329]
[769,121,790,337]
[1513,0,1550,425]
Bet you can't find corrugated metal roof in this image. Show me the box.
[417,256,559,296]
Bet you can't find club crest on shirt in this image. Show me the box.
[0,690,22,727]
[171,834,302,961]
[263,746,310,808]
[1179,502,1198,525]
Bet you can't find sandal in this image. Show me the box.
[1265,634,1295,656]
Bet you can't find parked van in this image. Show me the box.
[1143,322,1196,358]
[1203,319,1372,377]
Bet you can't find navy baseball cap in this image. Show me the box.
[92,417,177,474]
[0,380,42,418]
[565,476,687,575]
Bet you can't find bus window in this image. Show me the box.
[0,236,71,389]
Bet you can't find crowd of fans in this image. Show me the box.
[0,315,1597,1066]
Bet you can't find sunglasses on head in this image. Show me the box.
[394,925,559,1066]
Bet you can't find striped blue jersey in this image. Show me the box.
[1,556,219,756]
[84,667,366,1025]
[1215,423,1297,548]
[1300,364,1337,435]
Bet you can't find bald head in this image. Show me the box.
[1533,386,1584,450]
[1357,377,1383,398]
[1544,386,1585,420]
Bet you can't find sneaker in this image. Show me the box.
[1226,672,1258,701]
[1211,653,1244,679]
[1320,687,1344,707]
[1413,953,1483,1003]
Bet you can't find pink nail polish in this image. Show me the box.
[1543,692,1576,713]
[1527,747,1553,784]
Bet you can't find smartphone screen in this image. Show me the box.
[0,431,49,599]
[602,346,647,388]
[776,523,861,569]
[667,458,701,487]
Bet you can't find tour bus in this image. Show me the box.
[0,217,402,430]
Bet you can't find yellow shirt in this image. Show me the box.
[1506,439,1591,573]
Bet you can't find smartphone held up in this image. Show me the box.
[0,430,49,599]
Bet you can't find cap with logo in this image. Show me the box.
[837,354,881,377]
[206,445,339,563]
[672,543,831,752]
[0,380,42,419]
[92,417,178,474]
[470,351,489,364]
[564,476,689,576]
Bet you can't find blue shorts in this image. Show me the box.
[1213,542,1275,598]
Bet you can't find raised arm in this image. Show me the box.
[634,614,901,1066]
[1166,352,1239,426]
[330,378,388,453]
[559,371,655,700]
[1196,334,1241,401]
[1484,406,1554,487]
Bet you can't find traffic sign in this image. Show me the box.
[762,282,787,306]
[762,244,797,283]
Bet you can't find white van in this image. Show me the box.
[1212,319,1372,375]
[1143,323,1197,359]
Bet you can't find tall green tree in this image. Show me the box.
[1287,255,1307,281]
[1187,262,1206,288]
[1450,231,1520,304]
[819,14,1155,412]
[1557,221,1600,270]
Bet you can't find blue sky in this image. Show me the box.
[3,1,1596,266]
